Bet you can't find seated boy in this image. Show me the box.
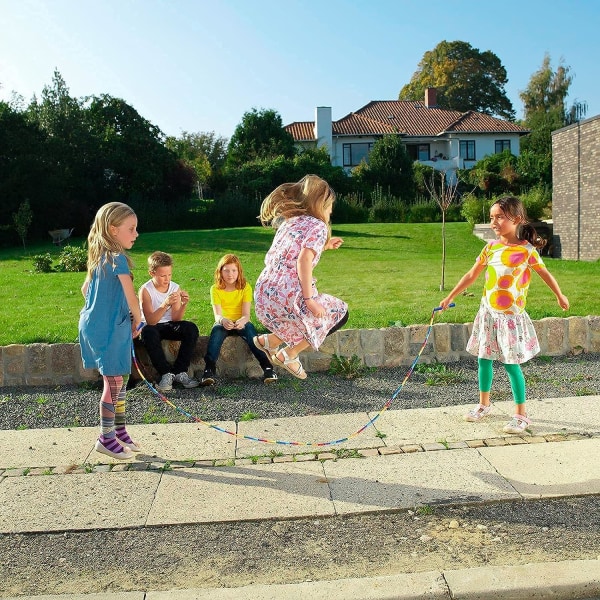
[139,251,200,391]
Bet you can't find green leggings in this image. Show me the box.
[478,358,526,405]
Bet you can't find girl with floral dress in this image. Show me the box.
[253,175,349,379]
[439,196,569,433]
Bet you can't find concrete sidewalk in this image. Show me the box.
[1,395,599,599]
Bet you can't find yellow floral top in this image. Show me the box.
[476,240,545,315]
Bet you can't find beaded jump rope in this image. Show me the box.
[131,304,454,447]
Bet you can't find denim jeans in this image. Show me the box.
[140,321,199,376]
[204,322,271,371]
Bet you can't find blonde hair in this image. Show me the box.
[259,174,335,237]
[214,254,247,290]
[148,251,173,272]
[86,202,136,278]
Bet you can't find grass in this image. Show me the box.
[415,363,466,385]
[0,222,596,346]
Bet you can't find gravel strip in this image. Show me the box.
[1,352,598,431]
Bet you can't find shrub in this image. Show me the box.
[520,185,551,222]
[461,193,492,226]
[406,199,440,223]
[334,193,369,224]
[32,253,53,273]
[56,245,88,272]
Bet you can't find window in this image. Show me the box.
[406,143,430,161]
[343,142,374,167]
[460,140,476,160]
[495,140,511,153]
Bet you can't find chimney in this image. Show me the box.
[425,87,437,108]
[315,107,333,155]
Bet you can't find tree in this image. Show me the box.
[12,200,33,250]
[519,54,587,159]
[399,40,515,120]
[165,131,228,197]
[353,135,415,201]
[423,171,467,291]
[0,102,48,242]
[226,108,295,170]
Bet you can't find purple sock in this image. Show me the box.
[99,434,126,454]
[115,426,134,444]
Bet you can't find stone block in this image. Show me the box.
[27,343,50,375]
[409,324,432,358]
[360,328,384,366]
[383,327,409,367]
[542,317,567,355]
[590,316,600,352]
[51,343,79,374]
[336,329,361,359]
[432,323,451,354]
[568,316,588,353]
[450,323,469,352]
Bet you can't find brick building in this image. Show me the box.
[552,114,600,261]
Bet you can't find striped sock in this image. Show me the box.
[98,433,125,454]
[115,426,134,445]
[98,375,128,455]
[114,375,132,443]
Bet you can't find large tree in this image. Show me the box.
[399,40,515,120]
[165,131,228,196]
[226,108,295,170]
[519,54,587,157]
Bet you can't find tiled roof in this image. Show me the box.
[284,100,529,140]
[284,121,315,141]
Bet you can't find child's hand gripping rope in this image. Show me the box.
[131,305,455,447]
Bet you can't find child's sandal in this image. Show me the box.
[272,348,307,380]
[253,334,274,362]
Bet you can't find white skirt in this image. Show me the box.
[466,301,540,364]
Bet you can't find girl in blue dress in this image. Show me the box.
[79,202,143,460]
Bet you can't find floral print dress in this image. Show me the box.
[254,215,348,350]
[466,240,544,364]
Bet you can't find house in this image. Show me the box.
[284,88,529,175]
[551,114,600,261]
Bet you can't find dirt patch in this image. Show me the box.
[1,496,599,596]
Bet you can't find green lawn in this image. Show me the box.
[1,222,596,346]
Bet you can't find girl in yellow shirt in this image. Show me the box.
[202,254,277,385]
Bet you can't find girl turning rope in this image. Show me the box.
[79,202,143,460]
[439,196,569,434]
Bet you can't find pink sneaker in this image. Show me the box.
[465,404,492,422]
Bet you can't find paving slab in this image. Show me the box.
[146,461,334,525]
[236,412,385,457]
[3,595,144,600]
[480,437,600,498]
[444,558,600,600]
[0,471,161,533]
[105,422,237,464]
[495,395,600,436]
[146,570,448,599]
[323,448,520,514]
[0,427,95,469]
[369,404,513,447]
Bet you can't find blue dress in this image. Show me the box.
[79,253,132,375]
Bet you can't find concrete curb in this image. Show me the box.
[4,559,600,600]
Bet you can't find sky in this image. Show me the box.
[1,0,599,141]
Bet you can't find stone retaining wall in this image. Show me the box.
[1,316,599,387]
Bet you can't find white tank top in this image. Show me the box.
[140,280,180,324]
